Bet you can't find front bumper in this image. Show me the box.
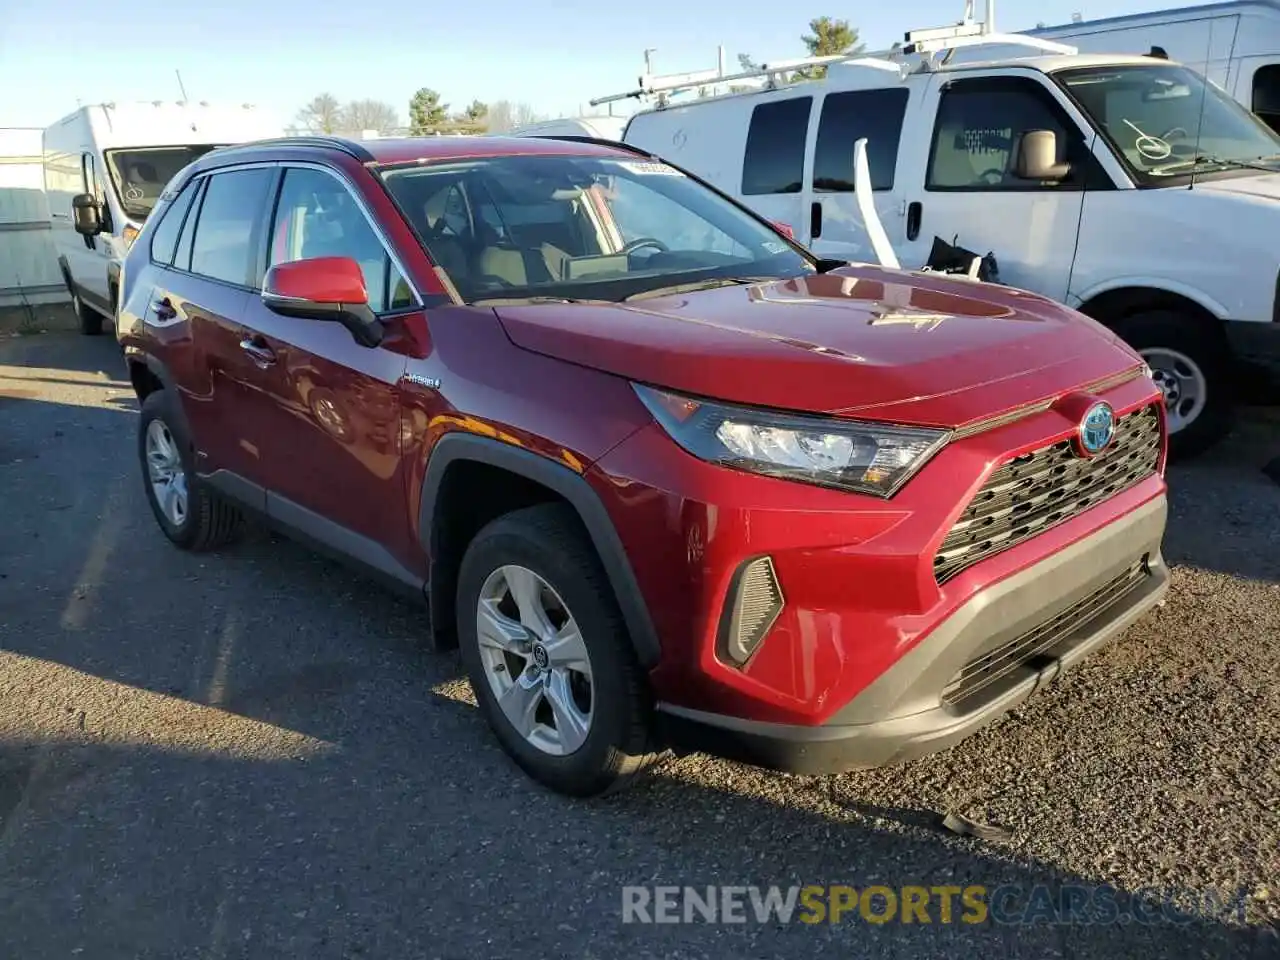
[653,493,1169,774]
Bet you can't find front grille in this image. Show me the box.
[934,405,1161,584]
[941,559,1150,710]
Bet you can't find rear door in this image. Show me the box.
[147,164,279,500]
[805,85,913,262]
[238,164,416,565]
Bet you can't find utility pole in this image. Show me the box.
[175,69,189,101]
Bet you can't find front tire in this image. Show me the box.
[457,504,659,797]
[138,391,243,550]
[69,285,104,336]
[1112,310,1233,461]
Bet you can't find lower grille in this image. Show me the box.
[934,405,1162,584]
[941,559,1150,710]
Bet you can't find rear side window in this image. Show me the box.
[813,89,909,191]
[742,97,811,195]
[1254,64,1280,133]
[148,180,199,266]
[188,168,276,286]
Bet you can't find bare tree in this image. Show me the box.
[486,100,546,134]
[342,99,400,135]
[295,93,343,134]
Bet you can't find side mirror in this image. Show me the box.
[262,256,384,348]
[1014,130,1072,182]
[71,193,102,236]
[769,220,795,240]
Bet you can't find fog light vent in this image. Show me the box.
[720,556,785,666]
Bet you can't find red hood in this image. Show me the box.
[493,265,1143,428]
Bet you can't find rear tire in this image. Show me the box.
[456,504,659,797]
[138,391,243,551]
[1111,310,1233,461]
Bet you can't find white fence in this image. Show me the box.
[0,128,67,308]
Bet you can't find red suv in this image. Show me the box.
[116,135,1170,796]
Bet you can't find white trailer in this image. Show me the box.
[1,128,65,310]
[43,101,281,334]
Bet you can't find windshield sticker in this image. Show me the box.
[1123,120,1173,161]
[617,161,683,177]
[761,241,788,255]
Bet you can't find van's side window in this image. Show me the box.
[742,97,812,195]
[149,181,200,267]
[927,78,1084,191]
[1253,65,1280,133]
[813,89,909,192]
[187,168,276,286]
[81,153,113,233]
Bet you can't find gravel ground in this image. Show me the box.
[1,333,1277,960]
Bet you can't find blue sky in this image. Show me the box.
[0,0,1183,130]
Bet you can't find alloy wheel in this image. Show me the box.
[145,419,189,527]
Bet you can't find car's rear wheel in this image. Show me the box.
[456,504,658,796]
[138,391,243,550]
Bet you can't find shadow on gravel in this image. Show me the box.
[1,334,1276,958]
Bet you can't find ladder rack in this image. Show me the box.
[589,0,1077,108]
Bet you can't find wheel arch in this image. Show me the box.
[419,433,661,669]
[1075,283,1228,341]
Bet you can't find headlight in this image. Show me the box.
[634,384,950,498]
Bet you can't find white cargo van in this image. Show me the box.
[506,115,629,141]
[43,102,281,334]
[1026,2,1280,132]
[600,10,1280,458]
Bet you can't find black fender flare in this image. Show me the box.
[56,255,73,289]
[106,260,122,309]
[418,433,662,668]
[124,351,194,441]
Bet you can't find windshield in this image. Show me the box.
[1056,64,1280,185]
[104,145,224,220]
[376,153,813,304]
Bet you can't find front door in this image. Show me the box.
[895,73,1101,301]
[242,165,417,570]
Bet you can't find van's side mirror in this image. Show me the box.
[262,256,385,348]
[1014,130,1072,182]
[71,193,102,236]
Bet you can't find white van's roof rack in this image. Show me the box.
[589,1,1077,108]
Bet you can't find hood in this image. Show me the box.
[1194,171,1280,203]
[493,266,1143,429]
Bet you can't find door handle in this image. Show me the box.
[153,298,177,321]
[906,201,923,242]
[810,201,823,240]
[239,337,277,367]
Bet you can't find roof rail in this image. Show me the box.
[590,0,1077,107]
[215,135,375,163]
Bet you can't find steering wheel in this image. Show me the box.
[1161,126,1190,141]
[475,274,516,289]
[979,168,1006,185]
[620,237,669,257]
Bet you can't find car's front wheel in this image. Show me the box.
[457,504,659,796]
[138,391,243,550]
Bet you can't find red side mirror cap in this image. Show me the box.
[770,220,795,240]
[263,256,369,306]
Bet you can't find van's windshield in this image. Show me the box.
[1056,64,1280,185]
[104,145,224,220]
[376,153,814,304]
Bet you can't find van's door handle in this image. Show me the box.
[810,201,823,240]
[239,337,277,367]
[906,201,923,242]
[153,298,177,320]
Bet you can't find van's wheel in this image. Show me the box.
[1112,310,1233,461]
[68,284,103,336]
[456,504,659,797]
[138,391,243,550]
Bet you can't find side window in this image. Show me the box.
[148,180,199,266]
[742,97,812,195]
[927,79,1084,191]
[268,167,412,312]
[1253,64,1280,133]
[813,89,909,191]
[173,179,206,272]
[188,168,275,286]
[82,153,114,233]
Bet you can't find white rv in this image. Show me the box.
[595,4,1280,459]
[1026,2,1280,131]
[43,102,281,334]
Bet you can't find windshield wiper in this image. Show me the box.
[470,295,612,306]
[623,277,777,302]
[1157,154,1280,174]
